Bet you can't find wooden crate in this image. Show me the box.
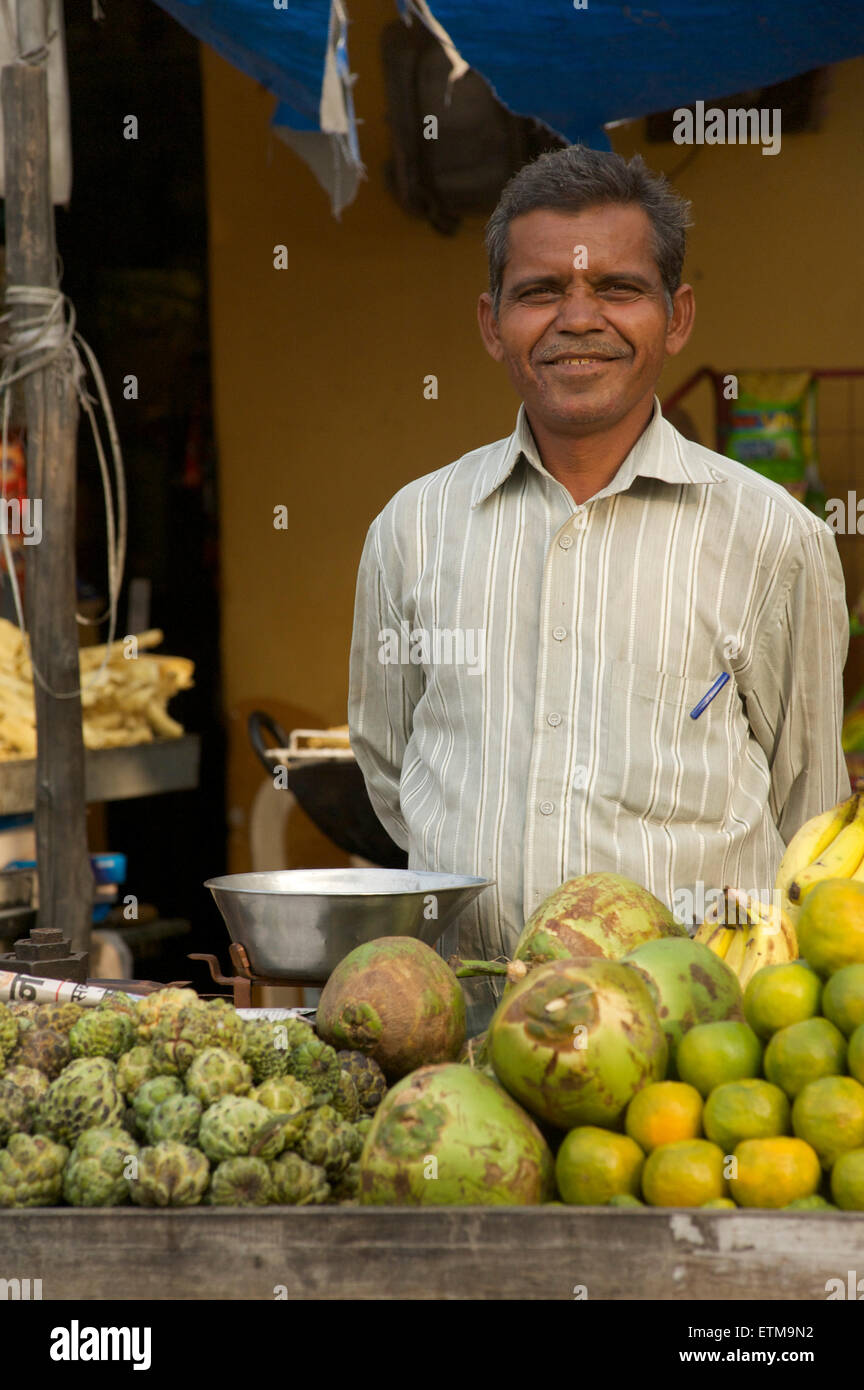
[2,1207,862,1300]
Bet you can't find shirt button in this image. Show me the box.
[539,800,555,816]
[572,511,586,530]
[546,712,562,727]
[558,534,574,550]
[552,626,567,641]
[572,764,588,789]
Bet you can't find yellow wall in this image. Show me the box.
[200,22,864,870]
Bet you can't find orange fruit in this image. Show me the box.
[784,1194,837,1210]
[555,1126,644,1205]
[641,1139,727,1207]
[606,1193,644,1207]
[821,964,864,1037]
[791,1076,864,1169]
[703,1078,790,1151]
[763,1017,847,1099]
[830,1148,864,1210]
[797,879,864,977]
[701,1197,736,1209]
[848,1023,864,1085]
[742,962,822,1038]
[675,1021,763,1097]
[624,1081,703,1152]
[729,1136,820,1208]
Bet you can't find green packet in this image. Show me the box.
[724,371,816,491]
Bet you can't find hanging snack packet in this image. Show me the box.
[724,371,816,502]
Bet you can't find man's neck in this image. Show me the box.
[525,398,656,505]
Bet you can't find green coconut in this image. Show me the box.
[358,1062,554,1205]
[622,937,744,1076]
[489,958,668,1130]
[317,937,466,1081]
[514,873,685,970]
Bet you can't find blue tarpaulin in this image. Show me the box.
[152,0,363,213]
[153,0,864,210]
[404,0,864,148]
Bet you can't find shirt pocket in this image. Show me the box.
[599,659,739,825]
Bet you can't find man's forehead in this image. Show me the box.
[505,203,656,264]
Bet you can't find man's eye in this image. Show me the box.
[604,283,640,294]
[521,286,558,298]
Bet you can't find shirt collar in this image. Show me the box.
[470,397,724,508]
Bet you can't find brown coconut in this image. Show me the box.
[316,936,466,1080]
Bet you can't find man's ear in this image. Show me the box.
[665,283,695,358]
[478,292,506,363]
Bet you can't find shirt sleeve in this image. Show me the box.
[348,520,423,851]
[744,525,851,844]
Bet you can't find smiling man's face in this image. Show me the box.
[478,203,693,438]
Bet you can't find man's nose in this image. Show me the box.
[552,284,607,333]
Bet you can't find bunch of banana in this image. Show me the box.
[776,791,864,926]
[694,888,797,990]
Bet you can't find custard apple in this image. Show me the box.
[240,1019,295,1084]
[70,1010,136,1061]
[134,988,199,1042]
[298,1104,362,1177]
[145,1095,202,1146]
[0,1133,68,1207]
[37,1057,124,1145]
[33,1001,86,1035]
[330,1159,362,1202]
[1,1065,49,1103]
[198,1095,286,1163]
[9,1026,70,1079]
[116,1046,159,1099]
[132,1075,184,1133]
[209,1156,273,1206]
[95,992,138,1019]
[270,1151,329,1205]
[336,1051,387,1113]
[7,1001,38,1023]
[185,1047,252,1106]
[130,1141,210,1207]
[152,999,245,1074]
[0,1002,20,1061]
[250,1075,316,1146]
[331,1070,360,1122]
[289,1036,340,1102]
[354,1114,374,1142]
[63,1127,139,1207]
[0,1078,34,1142]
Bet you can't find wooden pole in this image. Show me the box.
[2,0,92,954]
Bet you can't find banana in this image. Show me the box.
[694,921,738,959]
[713,889,798,989]
[722,924,750,979]
[693,894,739,957]
[739,901,797,987]
[775,793,859,899]
[789,795,864,903]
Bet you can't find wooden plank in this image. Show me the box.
[1,24,91,953]
[0,736,201,814]
[2,1208,862,1301]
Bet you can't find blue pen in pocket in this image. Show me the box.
[690,672,730,720]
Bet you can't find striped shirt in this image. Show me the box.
[348,398,850,985]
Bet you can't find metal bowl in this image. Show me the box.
[204,867,494,983]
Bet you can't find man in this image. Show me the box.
[348,145,850,1032]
